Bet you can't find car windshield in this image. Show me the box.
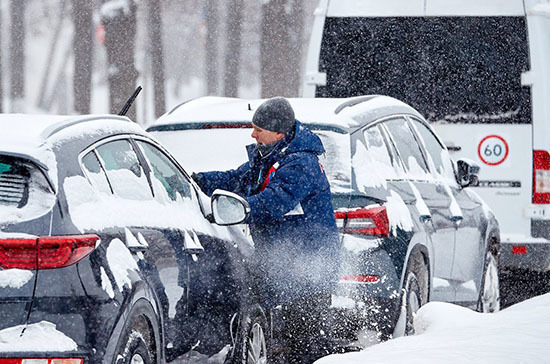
[150,124,352,192]
[318,16,530,124]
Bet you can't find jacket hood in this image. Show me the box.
[282,120,325,156]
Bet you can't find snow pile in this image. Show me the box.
[0,321,78,352]
[0,269,34,289]
[316,293,550,364]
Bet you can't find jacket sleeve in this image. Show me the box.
[194,162,250,196]
[246,153,323,224]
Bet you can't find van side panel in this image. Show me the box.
[527,12,550,153]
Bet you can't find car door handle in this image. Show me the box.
[451,215,464,225]
[183,230,204,255]
[125,228,149,252]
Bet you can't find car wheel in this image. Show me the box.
[478,250,500,313]
[229,305,268,364]
[393,256,429,338]
[114,316,155,364]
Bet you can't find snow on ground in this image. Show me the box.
[316,293,550,364]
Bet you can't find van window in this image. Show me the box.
[318,16,530,124]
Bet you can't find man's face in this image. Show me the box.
[251,124,285,145]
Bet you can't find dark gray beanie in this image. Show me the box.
[252,97,295,134]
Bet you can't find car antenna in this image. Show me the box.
[118,86,143,116]
[248,103,252,111]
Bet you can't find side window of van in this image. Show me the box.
[383,118,430,179]
[409,118,456,183]
[96,139,153,200]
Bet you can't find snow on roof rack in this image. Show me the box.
[40,115,131,140]
[334,95,381,114]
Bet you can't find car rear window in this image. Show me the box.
[0,155,55,223]
[318,16,530,124]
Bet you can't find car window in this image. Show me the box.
[352,125,401,190]
[95,139,153,200]
[409,118,456,183]
[135,140,192,203]
[81,151,112,195]
[383,118,430,179]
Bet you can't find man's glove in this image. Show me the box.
[190,172,200,184]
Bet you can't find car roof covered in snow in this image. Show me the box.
[0,114,147,189]
[151,95,424,134]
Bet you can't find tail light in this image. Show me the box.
[334,206,389,237]
[533,150,550,204]
[0,234,99,270]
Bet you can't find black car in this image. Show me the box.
[148,95,501,347]
[0,114,265,364]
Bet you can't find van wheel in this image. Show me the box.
[114,316,155,364]
[393,257,429,338]
[477,250,500,313]
[229,305,268,364]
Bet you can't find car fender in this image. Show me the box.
[102,284,163,364]
[401,239,431,300]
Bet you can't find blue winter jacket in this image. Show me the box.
[194,121,340,307]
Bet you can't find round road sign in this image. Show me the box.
[477,135,509,166]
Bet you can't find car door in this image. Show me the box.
[409,117,484,303]
[133,138,246,360]
[353,121,417,284]
[382,117,457,302]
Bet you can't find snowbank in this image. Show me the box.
[316,293,550,364]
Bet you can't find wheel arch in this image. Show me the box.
[103,293,163,364]
[402,243,431,302]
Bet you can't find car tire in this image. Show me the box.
[477,249,500,313]
[114,315,156,364]
[393,256,429,338]
[228,305,269,364]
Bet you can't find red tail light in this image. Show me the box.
[0,234,99,270]
[334,206,389,237]
[533,150,550,204]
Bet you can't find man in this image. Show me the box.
[192,97,340,363]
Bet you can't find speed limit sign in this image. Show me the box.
[478,135,509,166]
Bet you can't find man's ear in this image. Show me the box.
[276,132,286,141]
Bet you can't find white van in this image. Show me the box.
[302,0,550,274]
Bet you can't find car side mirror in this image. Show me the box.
[211,189,250,225]
[456,158,480,188]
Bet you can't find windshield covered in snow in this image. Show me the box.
[318,16,530,124]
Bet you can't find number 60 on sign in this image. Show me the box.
[477,135,509,166]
